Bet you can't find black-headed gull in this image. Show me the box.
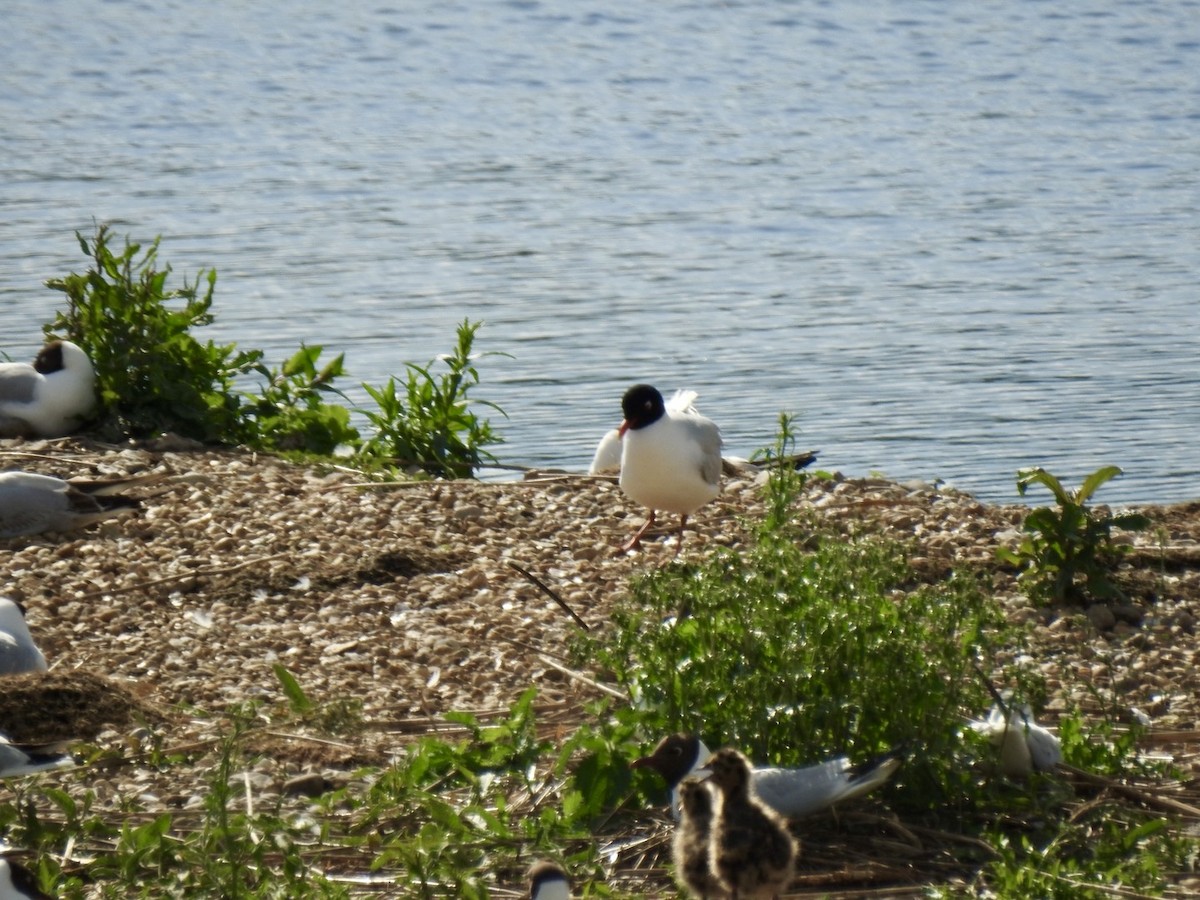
[526,861,570,900]
[673,778,725,900]
[968,703,1062,777]
[0,734,74,779]
[706,747,797,900]
[0,598,48,676]
[0,858,53,900]
[632,733,902,820]
[590,389,700,476]
[0,340,96,438]
[0,470,164,538]
[615,384,722,551]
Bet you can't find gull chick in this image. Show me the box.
[632,732,902,820]
[674,778,728,899]
[0,470,164,539]
[0,597,48,676]
[707,747,797,900]
[616,384,722,551]
[0,340,96,438]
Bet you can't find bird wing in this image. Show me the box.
[0,632,47,676]
[752,752,900,818]
[676,414,723,487]
[0,736,74,777]
[589,428,622,475]
[0,364,39,407]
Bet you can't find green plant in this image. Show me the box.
[976,812,1191,898]
[579,430,1015,813]
[357,319,509,478]
[750,411,808,535]
[244,346,360,455]
[45,224,262,443]
[998,466,1151,605]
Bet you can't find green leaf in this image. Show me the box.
[273,664,314,714]
[1077,465,1124,504]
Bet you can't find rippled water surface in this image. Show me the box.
[2,0,1197,504]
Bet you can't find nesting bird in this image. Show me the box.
[674,778,728,899]
[0,857,54,900]
[969,702,1062,777]
[614,384,722,551]
[0,734,74,779]
[632,732,902,820]
[0,597,48,676]
[526,860,570,900]
[706,748,797,900]
[0,340,96,438]
[0,469,164,539]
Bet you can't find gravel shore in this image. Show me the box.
[2,439,1198,895]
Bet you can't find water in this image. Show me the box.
[2,0,1197,505]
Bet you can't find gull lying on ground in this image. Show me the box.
[0,469,165,538]
[968,702,1062,777]
[0,340,96,438]
[632,733,903,820]
[0,734,74,779]
[0,597,48,675]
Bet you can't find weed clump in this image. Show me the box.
[999,466,1151,605]
[40,224,506,477]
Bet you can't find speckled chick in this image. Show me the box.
[707,747,797,900]
[674,778,729,899]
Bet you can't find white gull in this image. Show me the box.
[0,340,96,438]
[0,470,164,539]
[0,734,74,779]
[969,703,1062,777]
[0,598,48,676]
[614,384,722,551]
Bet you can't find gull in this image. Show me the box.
[969,703,1062,777]
[707,747,797,900]
[0,734,74,779]
[0,858,54,900]
[615,384,722,551]
[0,598,48,676]
[590,389,700,475]
[0,340,96,438]
[632,733,902,820]
[674,778,728,899]
[526,860,570,900]
[0,470,164,539]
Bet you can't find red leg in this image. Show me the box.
[620,509,656,553]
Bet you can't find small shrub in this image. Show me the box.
[244,346,360,455]
[357,318,509,478]
[579,434,1015,812]
[998,466,1150,605]
[45,224,262,443]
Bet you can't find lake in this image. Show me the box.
[2,0,1197,505]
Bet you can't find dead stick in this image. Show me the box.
[507,561,589,631]
[536,655,627,701]
[1059,762,1200,818]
